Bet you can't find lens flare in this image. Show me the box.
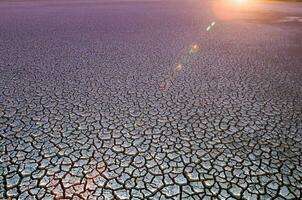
[190,43,200,53]
[176,63,183,71]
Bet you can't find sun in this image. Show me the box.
[232,0,250,6]
[211,0,254,21]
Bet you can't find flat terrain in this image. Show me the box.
[0,0,302,199]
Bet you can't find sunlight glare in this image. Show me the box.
[211,0,254,21]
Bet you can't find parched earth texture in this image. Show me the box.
[0,0,302,199]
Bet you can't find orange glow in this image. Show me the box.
[211,0,255,21]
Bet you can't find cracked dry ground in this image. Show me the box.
[0,0,302,200]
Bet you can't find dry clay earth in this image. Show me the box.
[0,0,302,199]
